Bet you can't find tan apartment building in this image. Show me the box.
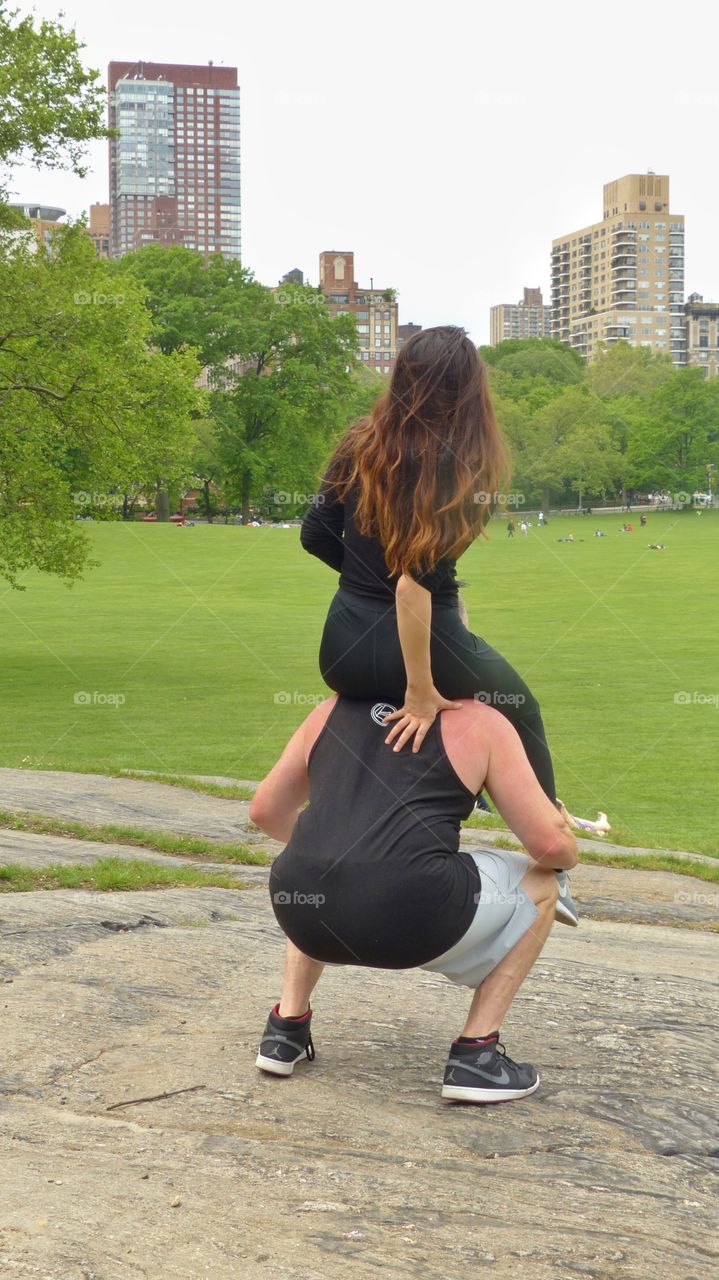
[489,287,552,346]
[318,251,398,375]
[8,203,66,253]
[551,173,685,364]
[685,293,719,377]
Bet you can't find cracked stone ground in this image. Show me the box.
[0,770,717,1279]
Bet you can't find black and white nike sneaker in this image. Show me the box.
[256,1004,315,1077]
[555,870,580,927]
[441,1033,539,1104]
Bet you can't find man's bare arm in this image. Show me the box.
[482,711,578,869]
[249,698,337,841]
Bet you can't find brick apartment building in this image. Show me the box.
[318,251,398,375]
[107,60,241,260]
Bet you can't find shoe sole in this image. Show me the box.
[555,900,579,927]
[255,1049,310,1077]
[441,1077,540,1104]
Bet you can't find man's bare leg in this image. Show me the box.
[256,941,324,1076]
[460,865,558,1038]
[278,939,325,1017]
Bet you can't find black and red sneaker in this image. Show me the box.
[255,1004,316,1077]
[441,1033,539,1104]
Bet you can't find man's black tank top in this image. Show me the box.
[269,697,481,969]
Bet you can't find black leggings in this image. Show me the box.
[318,587,557,803]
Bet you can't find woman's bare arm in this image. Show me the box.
[383,574,460,753]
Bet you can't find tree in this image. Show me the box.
[191,420,225,522]
[517,385,621,511]
[492,396,534,505]
[587,339,674,398]
[0,2,110,215]
[0,224,205,584]
[553,419,624,509]
[115,244,257,365]
[213,284,358,520]
[627,367,719,498]
[481,338,585,416]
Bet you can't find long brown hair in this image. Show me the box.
[324,325,510,577]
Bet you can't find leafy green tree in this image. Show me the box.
[492,396,535,504]
[628,367,719,497]
[115,252,369,518]
[587,339,674,397]
[481,338,585,414]
[212,285,358,520]
[516,385,621,510]
[0,224,205,584]
[191,420,225,522]
[114,244,258,365]
[553,419,624,509]
[0,2,110,216]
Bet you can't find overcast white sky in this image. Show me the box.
[7,0,719,343]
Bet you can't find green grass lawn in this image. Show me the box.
[1,511,717,855]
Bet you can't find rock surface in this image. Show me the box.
[0,767,255,845]
[0,767,716,1277]
[0,883,717,1280]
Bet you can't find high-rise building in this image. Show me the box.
[86,202,110,257]
[685,294,719,377]
[108,60,241,261]
[489,287,552,346]
[551,173,685,365]
[319,252,398,374]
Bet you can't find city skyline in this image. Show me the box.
[5,0,719,344]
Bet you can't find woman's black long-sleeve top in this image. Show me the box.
[300,480,459,606]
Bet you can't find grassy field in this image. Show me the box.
[0,511,717,855]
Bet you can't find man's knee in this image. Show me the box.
[521,866,559,911]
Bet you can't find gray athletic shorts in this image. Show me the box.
[420,848,538,989]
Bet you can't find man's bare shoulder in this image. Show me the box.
[439,698,509,742]
[437,699,507,793]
